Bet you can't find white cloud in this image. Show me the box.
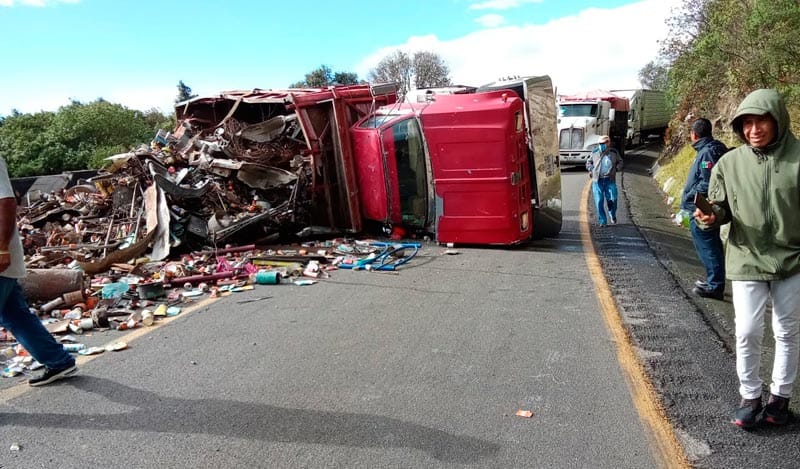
[105,86,178,115]
[0,84,176,116]
[468,0,543,11]
[475,14,505,28]
[356,0,681,95]
[0,0,79,6]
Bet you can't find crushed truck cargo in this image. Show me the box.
[16,78,563,271]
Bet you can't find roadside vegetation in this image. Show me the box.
[649,0,800,213]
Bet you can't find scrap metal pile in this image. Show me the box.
[19,102,316,274]
[17,85,399,271]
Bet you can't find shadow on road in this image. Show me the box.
[1,375,500,463]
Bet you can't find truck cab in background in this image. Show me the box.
[556,91,629,167]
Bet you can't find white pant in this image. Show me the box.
[733,272,800,399]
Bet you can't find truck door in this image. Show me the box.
[351,113,431,230]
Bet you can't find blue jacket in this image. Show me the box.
[680,137,728,210]
[586,147,622,180]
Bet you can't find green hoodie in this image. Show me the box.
[703,89,800,280]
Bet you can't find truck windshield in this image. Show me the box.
[387,119,428,226]
[360,114,395,128]
[559,104,598,118]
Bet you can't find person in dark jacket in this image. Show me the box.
[695,89,800,428]
[681,118,729,300]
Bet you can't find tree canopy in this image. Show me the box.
[289,65,361,88]
[647,0,800,134]
[176,80,198,103]
[368,50,452,98]
[0,100,174,177]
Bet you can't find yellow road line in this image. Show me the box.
[0,295,218,402]
[580,180,690,469]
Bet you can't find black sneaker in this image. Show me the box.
[764,394,790,425]
[732,398,763,428]
[28,364,77,387]
[694,280,710,289]
[693,286,724,300]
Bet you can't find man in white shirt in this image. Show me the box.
[0,155,77,386]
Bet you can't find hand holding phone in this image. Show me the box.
[694,193,713,215]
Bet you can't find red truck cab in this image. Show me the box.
[352,91,536,245]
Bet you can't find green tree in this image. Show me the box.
[0,100,174,176]
[638,60,669,90]
[290,65,360,88]
[176,80,198,103]
[333,71,360,85]
[651,0,800,139]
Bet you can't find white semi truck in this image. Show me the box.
[556,91,629,167]
[611,89,670,147]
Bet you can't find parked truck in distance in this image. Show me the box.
[556,90,629,167]
[611,89,670,147]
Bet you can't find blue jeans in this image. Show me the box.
[592,178,618,225]
[0,277,74,369]
[689,218,725,292]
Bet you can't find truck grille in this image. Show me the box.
[559,128,584,150]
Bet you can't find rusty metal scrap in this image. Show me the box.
[16,101,318,269]
[15,85,399,272]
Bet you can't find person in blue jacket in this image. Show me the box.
[586,135,623,226]
[680,118,729,300]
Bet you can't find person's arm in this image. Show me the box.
[694,164,730,229]
[0,197,16,273]
[694,150,715,196]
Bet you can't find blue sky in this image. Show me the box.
[0,0,681,116]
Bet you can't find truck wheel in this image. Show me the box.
[532,208,562,239]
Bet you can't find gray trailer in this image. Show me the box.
[612,89,670,147]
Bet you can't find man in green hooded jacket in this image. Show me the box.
[695,89,800,428]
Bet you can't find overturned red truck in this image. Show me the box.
[174,76,562,245]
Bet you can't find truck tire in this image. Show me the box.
[532,207,562,239]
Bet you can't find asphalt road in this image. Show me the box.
[0,144,796,468]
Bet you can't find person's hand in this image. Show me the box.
[693,208,716,225]
[0,252,10,273]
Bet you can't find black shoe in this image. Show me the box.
[732,398,763,428]
[764,394,790,425]
[694,280,710,289]
[693,286,724,300]
[28,364,77,387]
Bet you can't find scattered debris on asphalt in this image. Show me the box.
[1,86,445,383]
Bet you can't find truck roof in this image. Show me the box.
[559,89,630,111]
